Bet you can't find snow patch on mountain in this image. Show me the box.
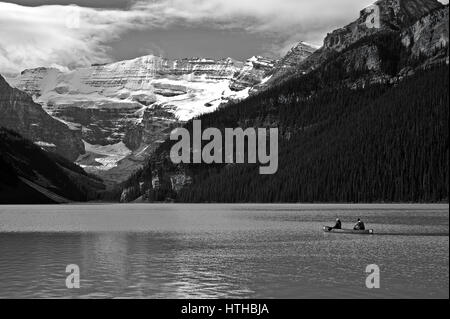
[78,140,132,171]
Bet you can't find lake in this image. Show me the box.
[0,204,448,298]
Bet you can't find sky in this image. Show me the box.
[0,0,448,74]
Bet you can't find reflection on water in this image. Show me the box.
[0,204,448,298]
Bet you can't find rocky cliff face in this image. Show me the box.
[0,75,85,161]
[260,42,317,88]
[265,0,447,88]
[323,0,448,80]
[323,0,442,52]
[229,56,275,91]
[401,5,449,61]
[263,42,317,83]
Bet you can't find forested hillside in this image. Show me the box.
[0,128,104,203]
[178,66,448,202]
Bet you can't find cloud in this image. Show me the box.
[131,0,449,56]
[128,0,376,56]
[1,0,448,74]
[133,0,363,32]
[0,2,149,73]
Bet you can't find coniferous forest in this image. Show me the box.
[178,66,449,202]
[0,128,104,203]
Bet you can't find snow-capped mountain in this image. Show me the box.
[5,54,277,183]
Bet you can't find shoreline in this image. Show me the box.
[1,202,448,207]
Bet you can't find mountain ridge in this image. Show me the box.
[264,0,447,88]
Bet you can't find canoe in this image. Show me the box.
[323,226,374,234]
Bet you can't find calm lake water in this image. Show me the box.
[0,204,448,299]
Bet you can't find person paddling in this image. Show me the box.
[332,218,342,229]
[353,218,365,230]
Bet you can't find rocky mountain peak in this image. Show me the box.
[255,41,317,88]
[229,56,275,91]
[324,0,443,52]
[289,41,319,54]
[275,42,318,70]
